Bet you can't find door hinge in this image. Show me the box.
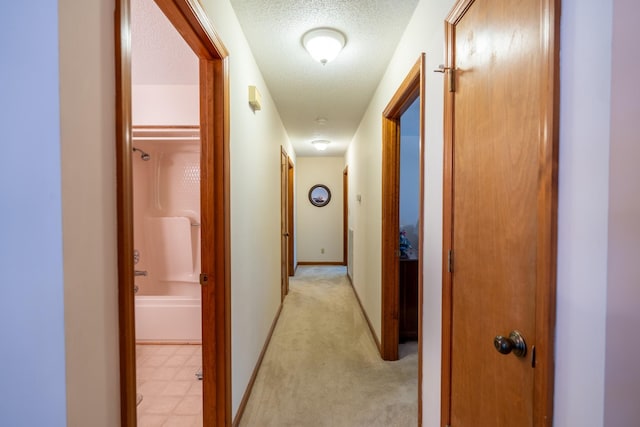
[199,273,209,286]
[449,68,455,92]
[448,250,453,273]
[434,65,456,93]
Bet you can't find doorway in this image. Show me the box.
[441,0,560,425]
[380,54,425,423]
[280,148,291,300]
[115,0,231,425]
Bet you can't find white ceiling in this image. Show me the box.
[132,0,420,157]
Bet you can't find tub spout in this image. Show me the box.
[134,270,148,277]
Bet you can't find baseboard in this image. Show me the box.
[232,303,284,427]
[297,261,344,266]
[348,277,381,351]
[135,341,201,345]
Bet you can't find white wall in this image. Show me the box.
[58,0,121,425]
[604,0,640,424]
[296,157,344,263]
[132,85,199,125]
[0,3,68,426]
[555,0,613,425]
[199,0,295,417]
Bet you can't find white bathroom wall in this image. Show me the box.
[296,157,344,263]
[199,0,295,417]
[132,85,199,125]
[0,3,67,426]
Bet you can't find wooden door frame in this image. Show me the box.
[440,1,560,426]
[380,54,425,424]
[343,166,348,266]
[115,1,231,425]
[287,158,295,276]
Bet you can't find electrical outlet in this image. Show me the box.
[321,248,325,254]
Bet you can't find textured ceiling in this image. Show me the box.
[131,0,198,85]
[230,0,420,156]
[131,0,419,157]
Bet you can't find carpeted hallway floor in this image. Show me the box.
[238,265,418,427]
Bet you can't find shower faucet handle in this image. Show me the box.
[134,270,148,277]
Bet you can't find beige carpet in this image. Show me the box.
[238,265,418,427]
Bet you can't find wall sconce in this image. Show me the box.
[302,28,346,65]
[312,139,330,151]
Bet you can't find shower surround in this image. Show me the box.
[132,127,202,343]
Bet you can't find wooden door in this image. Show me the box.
[288,159,295,276]
[280,148,289,300]
[343,166,348,266]
[442,0,559,426]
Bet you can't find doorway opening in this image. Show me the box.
[380,54,425,423]
[115,0,231,425]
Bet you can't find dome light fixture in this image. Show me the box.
[302,28,346,65]
[312,139,330,151]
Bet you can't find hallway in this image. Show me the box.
[238,266,418,426]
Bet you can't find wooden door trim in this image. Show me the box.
[115,2,135,425]
[115,1,231,425]
[440,1,560,425]
[343,166,348,266]
[381,55,423,360]
[287,158,295,276]
[380,54,425,425]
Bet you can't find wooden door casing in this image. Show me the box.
[441,0,559,426]
[116,0,232,425]
[381,54,426,425]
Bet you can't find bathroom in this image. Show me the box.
[131,0,204,422]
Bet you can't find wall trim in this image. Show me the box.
[232,303,284,426]
[297,261,344,266]
[348,278,381,351]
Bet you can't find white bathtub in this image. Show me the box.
[135,295,202,343]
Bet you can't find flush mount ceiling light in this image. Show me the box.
[302,28,346,65]
[312,139,330,151]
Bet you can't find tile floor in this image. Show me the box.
[136,344,203,427]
